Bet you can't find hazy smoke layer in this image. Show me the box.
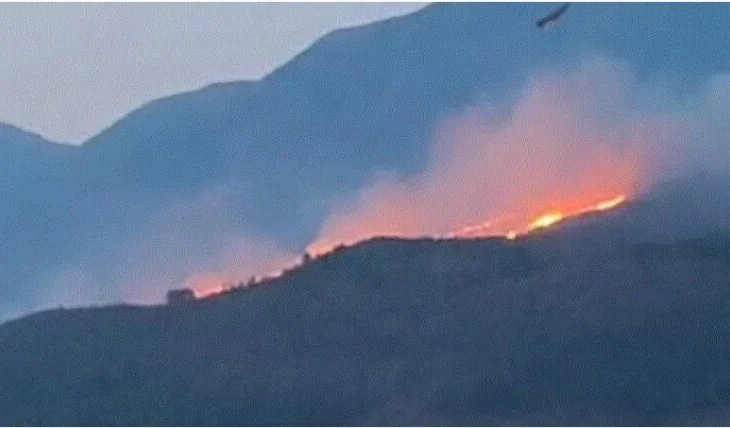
[8,56,730,321]
[308,57,728,254]
[23,184,297,319]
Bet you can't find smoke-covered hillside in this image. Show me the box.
[4,2,730,319]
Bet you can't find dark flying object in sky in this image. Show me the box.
[536,3,571,28]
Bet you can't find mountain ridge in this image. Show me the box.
[2,215,730,425]
[4,2,730,319]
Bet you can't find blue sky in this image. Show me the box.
[0,3,426,143]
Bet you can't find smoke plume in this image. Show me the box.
[308,57,726,255]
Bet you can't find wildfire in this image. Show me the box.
[593,194,626,211]
[306,193,629,258]
[189,261,300,299]
[190,193,629,298]
[528,212,565,231]
[451,193,627,241]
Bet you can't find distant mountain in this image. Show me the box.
[0,125,82,312]
[3,217,730,425]
[4,2,730,317]
[0,122,76,203]
[75,2,730,243]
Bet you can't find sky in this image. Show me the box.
[0,2,426,144]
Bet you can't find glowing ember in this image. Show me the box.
[456,221,493,236]
[594,194,626,211]
[454,193,628,240]
[189,257,307,299]
[185,274,233,299]
[528,212,565,231]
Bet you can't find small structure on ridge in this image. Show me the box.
[166,288,196,305]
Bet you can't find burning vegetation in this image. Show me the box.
[305,193,629,260]
[191,191,630,300]
[451,193,627,240]
[190,61,661,298]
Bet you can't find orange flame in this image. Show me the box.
[593,194,626,211]
[186,273,234,299]
[189,258,304,299]
[187,193,628,299]
[306,193,628,258]
[452,193,627,241]
[528,212,565,231]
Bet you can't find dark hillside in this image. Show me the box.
[3,232,730,425]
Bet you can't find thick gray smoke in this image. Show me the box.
[308,56,730,253]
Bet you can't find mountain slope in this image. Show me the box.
[4,2,730,318]
[2,223,730,425]
[0,125,82,310]
[75,2,730,244]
